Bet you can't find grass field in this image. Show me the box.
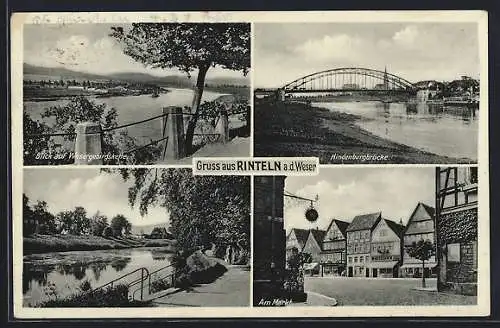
[305,277,477,306]
[24,233,175,255]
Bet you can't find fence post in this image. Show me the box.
[216,110,229,143]
[74,122,103,165]
[164,107,185,160]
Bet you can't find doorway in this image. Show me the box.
[372,268,378,278]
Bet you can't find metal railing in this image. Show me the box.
[25,105,249,163]
[87,267,150,301]
[130,263,176,301]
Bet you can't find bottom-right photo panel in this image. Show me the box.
[253,167,479,307]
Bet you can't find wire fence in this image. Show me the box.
[24,106,249,163]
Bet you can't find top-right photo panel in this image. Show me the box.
[253,22,483,164]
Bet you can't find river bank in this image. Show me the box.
[23,233,175,255]
[254,99,474,164]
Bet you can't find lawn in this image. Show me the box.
[304,277,477,306]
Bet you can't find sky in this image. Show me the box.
[23,23,248,80]
[23,169,168,228]
[283,167,435,232]
[254,22,480,88]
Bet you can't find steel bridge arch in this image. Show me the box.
[282,67,415,91]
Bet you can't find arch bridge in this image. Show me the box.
[282,67,415,93]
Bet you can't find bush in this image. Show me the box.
[36,284,151,307]
[102,226,113,238]
[150,277,175,294]
[174,250,228,287]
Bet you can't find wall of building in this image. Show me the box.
[437,207,478,295]
[302,233,322,262]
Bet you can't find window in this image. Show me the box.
[354,257,358,263]
[447,243,461,262]
[360,256,364,263]
[379,229,387,237]
[469,167,478,184]
[348,257,352,263]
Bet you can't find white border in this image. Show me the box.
[11,10,489,318]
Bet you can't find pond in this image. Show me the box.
[23,247,173,307]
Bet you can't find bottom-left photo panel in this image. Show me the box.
[20,168,251,308]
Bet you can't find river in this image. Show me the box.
[23,247,173,307]
[24,88,243,145]
[313,101,478,160]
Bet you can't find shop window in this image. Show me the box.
[447,243,461,262]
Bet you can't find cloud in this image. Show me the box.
[24,170,169,227]
[293,34,363,63]
[392,25,419,48]
[283,168,434,232]
[254,23,479,87]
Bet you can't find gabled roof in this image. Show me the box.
[346,212,382,232]
[384,219,405,238]
[309,229,326,245]
[288,228,310,249]
[404,202,436,235]
[324,218,349,239]
[421,203,435,217]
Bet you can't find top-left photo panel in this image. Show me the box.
[21,22,251,166]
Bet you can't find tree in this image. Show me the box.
[25,96,160,165]
[110,214,131,237]
[89,211,109,236]
[123,169,249,260]
[405,239,435,288]
[32,200,57,234]
[110,23,251,153]
[56,207,90,235]
[102,226,113,238]
[23,194,36,236]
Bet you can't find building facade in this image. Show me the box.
[401,202,437,278]
[346,212,382,277]
[320,219,348,276]
[301,229,325,275]
[370,219,404,278]
[436,167,478,296]
[285,228,309,260]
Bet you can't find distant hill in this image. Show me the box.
[23,63,250,87]
[130,222,170,236]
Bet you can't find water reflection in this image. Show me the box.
[314,100,478,160]
[23,249,172,306]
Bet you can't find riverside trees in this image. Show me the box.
[22,193,132,238]
[119,168,250,264]
[110,23,251,154]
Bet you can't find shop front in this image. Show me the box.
[370,261,399,278]
[400,262,437,278]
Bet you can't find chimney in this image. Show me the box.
[399,218,403,225]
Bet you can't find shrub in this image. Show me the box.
[36,284,151,307]
[150,277,175,294]
[102,226,113,238]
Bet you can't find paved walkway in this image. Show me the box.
[288,291,338,307]
[151,264,250,307]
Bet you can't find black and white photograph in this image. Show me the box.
[22,168,250,307]
[253,22,482,164]
[253,167,479,306]
[23,23,251,165]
